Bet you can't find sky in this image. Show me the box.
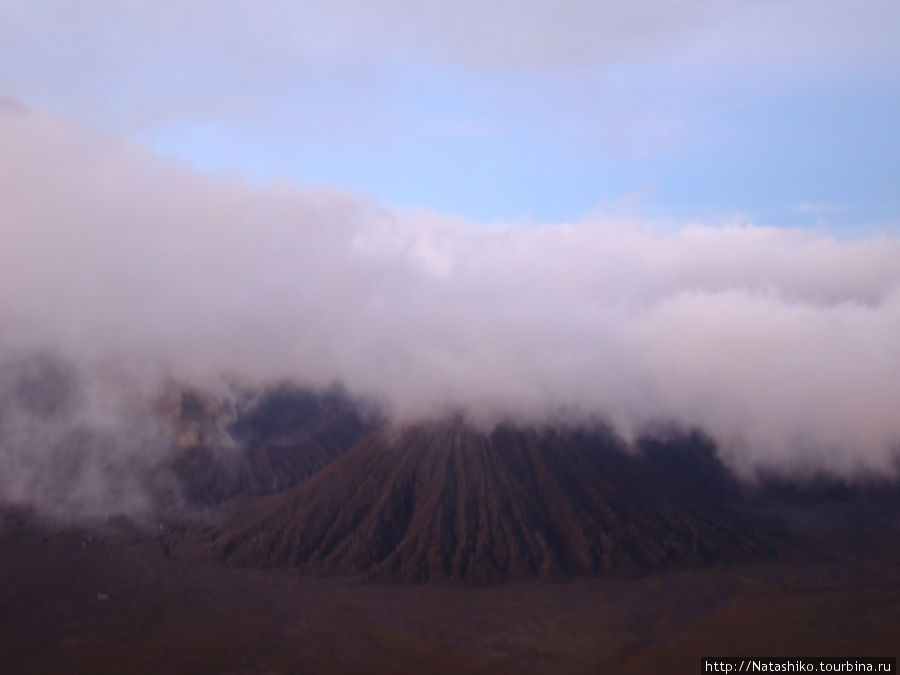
[2,0,899,226]
[1,1,900,517]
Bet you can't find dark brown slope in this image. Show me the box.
[206,423,774,583]
[169,385,374,506]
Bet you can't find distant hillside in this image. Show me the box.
[167,384,374,505]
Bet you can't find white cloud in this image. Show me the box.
[2,105,899,501]
[1,0,897,129]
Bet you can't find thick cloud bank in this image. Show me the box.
[1,104,899,517]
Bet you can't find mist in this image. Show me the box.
[1,103,899,517]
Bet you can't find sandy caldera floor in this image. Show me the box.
[1,509,898,674]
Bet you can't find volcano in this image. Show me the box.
[201,421,774,583]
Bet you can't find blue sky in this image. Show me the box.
[2,1,899,228]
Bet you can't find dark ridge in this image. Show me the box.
[227,383,362,446]
[636,429,744,500]
[170,384,374,506]
[752,469,900,504]
[205,422,775,584]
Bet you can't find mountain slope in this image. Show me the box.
[206,423,774,583]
